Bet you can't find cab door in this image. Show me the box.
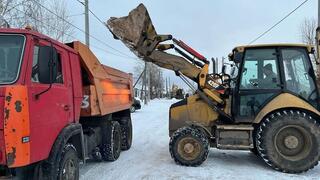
[233,48,283,122]
[27,40,74,163]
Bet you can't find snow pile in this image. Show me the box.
[80,99,320,180]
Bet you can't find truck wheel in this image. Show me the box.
[101,121,121,161]
[58,144,79,180]
[42,143,79,180]
[169,126,209,166]
[256,110,320,173]
[120,117,133,150]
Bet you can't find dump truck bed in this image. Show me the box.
[71,41,133,117]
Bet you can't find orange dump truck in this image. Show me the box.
[0,28,133,179]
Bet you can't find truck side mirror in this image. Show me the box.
[38,46,58,84]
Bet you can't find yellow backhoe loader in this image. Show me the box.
[107,4,320,173]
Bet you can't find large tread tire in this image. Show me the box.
[256,110,320,173]
[169,126,209,166]
[119,116,133,151]
[100,121,122,162]
[42,144,79,180]
[250,126,259,156]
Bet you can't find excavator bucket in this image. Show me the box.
[107,3,201,81]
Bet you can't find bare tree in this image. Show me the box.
[148,64,164,99]
[0,0,74,42]
[134,62,164,100]
[299,17,320,81]
[299,17,317,45]
[42,0,74,42]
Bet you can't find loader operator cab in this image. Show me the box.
[230,45,319,121]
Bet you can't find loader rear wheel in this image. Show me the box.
[100,121,121,161]
[169,126,209,166]
[256,110,320,173]
[120,116,133,150]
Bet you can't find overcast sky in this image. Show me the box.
[65,0,317,88]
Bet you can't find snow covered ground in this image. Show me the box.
[80,99,320,180]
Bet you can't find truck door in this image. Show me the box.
[234,48,282,122]
[27,41,74,162]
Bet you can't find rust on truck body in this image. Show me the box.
[4,85,30,167]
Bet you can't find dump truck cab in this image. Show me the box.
[0,28,83,169]
[0,28,133,179]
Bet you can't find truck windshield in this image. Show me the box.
[0,35,25,84]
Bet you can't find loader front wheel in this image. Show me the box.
[256,110,320,173]
[169,127,209,166]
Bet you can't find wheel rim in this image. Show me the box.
[274,125,312,161]
[130,106,135,113]
[62,158,76,180]
[177,137,201,161]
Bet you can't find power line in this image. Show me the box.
[11,5,140,62]
[75,0,105,25]
[248,0,309,44]
[74,0,141,62]
[67,12,85,17]
[31,0,137,59]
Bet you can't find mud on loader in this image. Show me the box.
[107,4,320,173]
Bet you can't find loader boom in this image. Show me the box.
[107,4,204,82]
[107,3,233,123]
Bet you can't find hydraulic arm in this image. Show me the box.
[107,3,233,122]
[107,4,205,82]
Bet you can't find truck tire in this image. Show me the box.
[42,143,79,180]
[256,110,320,173]
[169,126,209,166]
[120,117,133,150]
[100,121,121,161]
[57,144,79,180]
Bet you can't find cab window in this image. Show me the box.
[281,48,316,106]
[240,49,280,89]
[32,45,64,84]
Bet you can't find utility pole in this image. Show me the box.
[169,77,171,98]
[216,58,219,73]
[316,0,320,77]
[158,71,161,98]
[166,77,168,98]
[211,58,215,74]
[318,0,320,27]
[84,0,90,47]
[143,62,147,105]
[147,62,151,102]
